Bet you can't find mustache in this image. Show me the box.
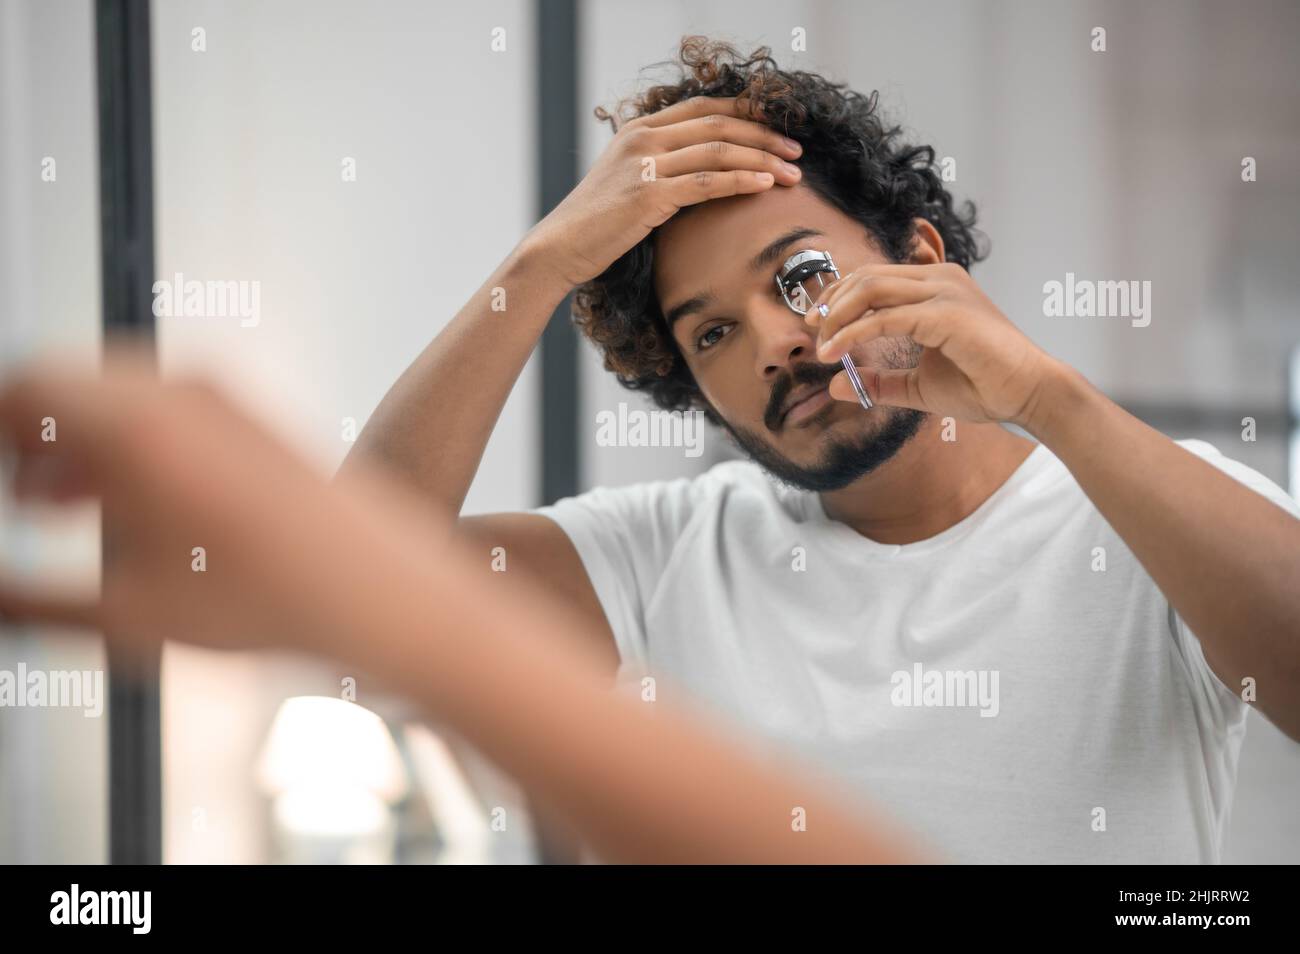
[765,362,844,431]
[764,338,923,430]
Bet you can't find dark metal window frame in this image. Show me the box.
[532,0,582,864]
[95,0,161,865]
[537,0,580,507]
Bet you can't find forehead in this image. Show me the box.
[652,182,862,308]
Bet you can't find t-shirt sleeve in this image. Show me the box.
[530,474,700,672]
[1166,439,1300,727]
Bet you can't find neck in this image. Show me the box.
[819,418,1037,545]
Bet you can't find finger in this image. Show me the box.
[10,453,98,503]
[633,94,765,130]
[808,262,951,316]
[0,342,157,487]
[800,273,855,322]
[803,269,894,326]
[828,366,928,412]
[0,366,117,500]
[662,169,777,207]
[818,302,950,362]
[654,113,802,159]
[0,342,153,452]
[813,276,937,343]
[652,140,800,185]
[0,576,103,631]
[805,272,880,337]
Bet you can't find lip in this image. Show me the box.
[782,384,833,426]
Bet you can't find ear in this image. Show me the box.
[908,218,946,265]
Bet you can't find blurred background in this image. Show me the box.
[1,0,1297,863]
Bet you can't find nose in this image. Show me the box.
[752,296,821,384]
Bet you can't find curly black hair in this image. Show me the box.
[573,36,989,426]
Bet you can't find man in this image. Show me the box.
[343,37,1300,863]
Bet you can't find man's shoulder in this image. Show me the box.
[526,459,797,585]
[1021,436,1298,521]
[532,457,800,539]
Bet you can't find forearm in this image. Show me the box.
[1024,360,1300,736]
[300,477,924,864]
[338,234,573,515]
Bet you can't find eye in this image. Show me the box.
[695,322,733,352]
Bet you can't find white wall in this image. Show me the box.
[150,0,540,862]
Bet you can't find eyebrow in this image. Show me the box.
[748,226,825,273]
[663,226,826,329]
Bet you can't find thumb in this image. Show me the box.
[0,575,103,632]
[828,367,927,411]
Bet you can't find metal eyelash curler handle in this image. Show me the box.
[835,339,874,410]
[777,250,873,410]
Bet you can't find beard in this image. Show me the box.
[716,337,928,493]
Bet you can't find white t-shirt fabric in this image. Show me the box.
[532,437,1299,864]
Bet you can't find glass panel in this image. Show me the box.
[0,0,107,865]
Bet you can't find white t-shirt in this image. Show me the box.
[532,438,1299,864]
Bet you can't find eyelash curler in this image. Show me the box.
[775,249,873,410]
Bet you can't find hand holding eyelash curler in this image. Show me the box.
[775,250,873,410]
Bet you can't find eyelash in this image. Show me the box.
[695,323,733,352]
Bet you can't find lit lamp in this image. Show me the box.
[256,696,410,864]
